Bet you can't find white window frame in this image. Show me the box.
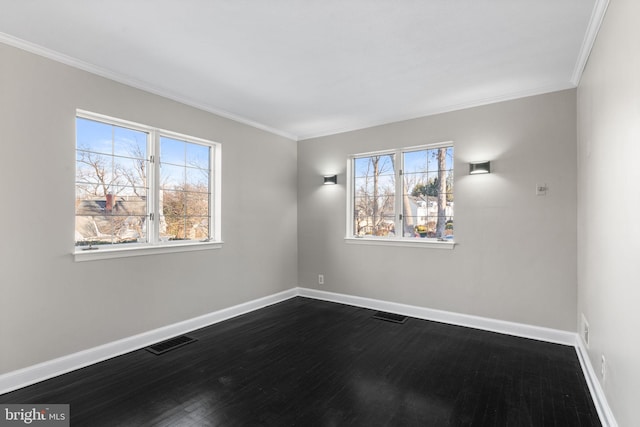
[74,110,222,261]
[345,142,455,250]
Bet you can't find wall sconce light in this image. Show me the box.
[323,175,338,185]
[469,161,491,175]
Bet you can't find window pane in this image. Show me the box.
[354,154,394,178]
[352,153,396,236]
[354,177,373,196]
[160,164,186,190]
[185,216,209,240]
[160,190,209,240]
[76,118,113,155]
[427,150,440,171]
[186,192,209,217]
[402,146,454,240]
[162,215,209,241]
[75,114,218,249]
[115,157,148,191]
[168,218,187,240]
[76,153,115,187]
[404,149,428,175]
[160,137,186,166]
[75,117,148,246]
[353,157,370,178]
[113,126,147,158]
[185,167,209,190]
[74,214,144,246]
[161,188,186,219]
[349,145,453,241]
[160,138,212,242]
[75,197,105,216]
[186,142,210,170]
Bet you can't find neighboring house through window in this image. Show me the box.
[347,142,454,246]
[74,110,221,260]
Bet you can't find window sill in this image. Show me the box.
[344,236,455,249]
[73,240,224,262]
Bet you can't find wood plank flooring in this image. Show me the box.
[0,297,600,426]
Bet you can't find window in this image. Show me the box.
[347,143,454,246]
[74,111,221,260]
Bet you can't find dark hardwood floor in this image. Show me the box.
[1,297,600,426]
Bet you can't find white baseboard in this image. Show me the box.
[298,287,618,427]
[575,338,618,427]
[0,288,297,395]
[0,285,617,427]
[297,287,576,345]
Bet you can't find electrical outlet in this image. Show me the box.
[581,314,590,347]
[601,354,606,383]
[318,274,324,285]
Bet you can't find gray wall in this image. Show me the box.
[577,0,640,425]
[298,90,577,331]
[0,36,585,387]
[0,43,298,374]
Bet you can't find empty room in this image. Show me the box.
[0,1,637,426]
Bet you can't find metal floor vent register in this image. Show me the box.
[372,311,408,324]
[146,335,197,355]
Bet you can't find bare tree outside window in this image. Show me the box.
[75,114,216,249]
[75,118,148,246]
[351,144,453,241]
[159,136,211,241]
[404,146,454,239]
[353,154,395,236]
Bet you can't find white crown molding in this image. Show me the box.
[575,338,618,427]
[0,288,297,394]
[0,32,298,141]
[1,31,581,144]
[570,0,610,85]
[1,29,586,143]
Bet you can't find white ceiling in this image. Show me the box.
[0,0,601,140]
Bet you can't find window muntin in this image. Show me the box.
[353,154,396,237]
[402,146,454,239]
[75,117,149,246]
[349,143,454,242]
[75,112,220,251]
[159,136,211,241]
